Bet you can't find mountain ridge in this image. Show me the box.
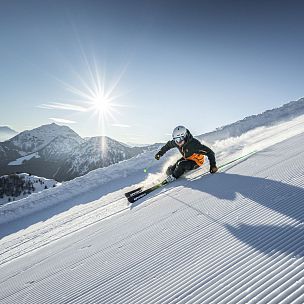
[0,126,18,142]
[0,123,161,181]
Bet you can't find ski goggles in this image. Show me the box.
[174,136,185,144]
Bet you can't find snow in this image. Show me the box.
[8,152,40,165]
[0,113,304,303]
[199,97,304,143]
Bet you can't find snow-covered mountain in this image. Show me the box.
[9,123,83,155]
[0,141,20,164]
[0,123,161,181]
[0,111,303,303]
[0,126,18,142]
[0,123,85,180]
[125,142,151,147]
[55,136,160,180]
[0,123,83,164]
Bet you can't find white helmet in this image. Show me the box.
[172,125,188,144]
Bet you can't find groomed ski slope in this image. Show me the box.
[0,123,304,303]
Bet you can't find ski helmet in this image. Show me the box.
[172,125,188,145]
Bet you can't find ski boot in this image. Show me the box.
[164,174,176,184]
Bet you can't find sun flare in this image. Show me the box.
[40,44,130,140]
[50,56,127,130]
[92,94,112,114]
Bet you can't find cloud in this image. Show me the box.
[111,123,131,128]
[49,118,76,124]
[38,102,87,112]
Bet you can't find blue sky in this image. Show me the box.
[0,0,304,144]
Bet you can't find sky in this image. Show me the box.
[0,0,304,144]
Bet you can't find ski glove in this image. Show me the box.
[210,165,218,174]
[155,153,162,160]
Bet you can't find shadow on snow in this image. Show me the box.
[186,172,304,257]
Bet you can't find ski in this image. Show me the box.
[125,180,168,203]
[125,187,143,198]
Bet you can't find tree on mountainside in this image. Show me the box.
[0,174,35,200]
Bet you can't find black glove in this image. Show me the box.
[210,165,218,174]
[155,153,161,160]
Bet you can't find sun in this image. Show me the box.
[86,89,120,128]
[96,97,109,112]
[43,49,128,133]
[92,94,112,113]
[56,59,125,128]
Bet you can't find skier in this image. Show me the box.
[155,126,218,182]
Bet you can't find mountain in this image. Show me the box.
[55,136,160,180]
[198,97,304,143]
[0,126,18,142]
[0,113,303,303]
[9,123,83,154]
[0,123,161,182]
[125,142,151,147]
[0,141,21,164]
[0,123,84,180]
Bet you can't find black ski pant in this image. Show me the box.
[166,158,198,178]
